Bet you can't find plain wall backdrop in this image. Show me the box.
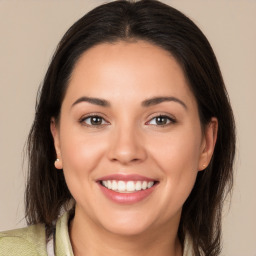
[0,1,255,255]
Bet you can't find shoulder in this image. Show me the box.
[0,224,47,256]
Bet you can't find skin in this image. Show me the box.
[51,40,218,256]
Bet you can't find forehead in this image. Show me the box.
[64,40,196,108]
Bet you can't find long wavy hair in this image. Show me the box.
[25,1,236,255]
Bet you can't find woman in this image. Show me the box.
[0,0,235,255]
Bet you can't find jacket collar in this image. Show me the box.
[54,210,193,256]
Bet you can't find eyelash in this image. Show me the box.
[79,114,109,128]
[79,114,176,128]
[146,115,176,126]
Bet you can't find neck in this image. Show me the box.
[69,208,183,256]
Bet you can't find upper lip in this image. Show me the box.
[97,174,157,182]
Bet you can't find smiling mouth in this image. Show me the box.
[100,180,158,193]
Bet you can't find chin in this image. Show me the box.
[102,220,152,237]
[96,208,161,237]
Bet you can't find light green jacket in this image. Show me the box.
[0,211,192,255]
[0,211,73,256]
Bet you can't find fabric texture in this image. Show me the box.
[0,223,47,256]
[0,211,192,255]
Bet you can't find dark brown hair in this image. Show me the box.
[25,1,236,255]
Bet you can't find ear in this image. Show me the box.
[50,118,63,169]
[198,117,218,171]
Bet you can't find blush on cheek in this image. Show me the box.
[61,134,107,179]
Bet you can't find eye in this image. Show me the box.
[80,115,109,127]
[146,115,176,126]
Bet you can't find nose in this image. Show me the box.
[107,125,147,165]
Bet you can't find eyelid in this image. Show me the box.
[145,113,177,126]
[78,112,176,128]
[79,113,110,127]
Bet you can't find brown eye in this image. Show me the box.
[147,115,176,126]
[90,116,103,125]
[155,116,169,125]
[81,115,108,126]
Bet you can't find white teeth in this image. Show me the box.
[135,181,142,191]
[101,180,155,193]
[112,180,118,191]
[117,181,126,192]
[107,180,112,189]
[126,181,135,192]
[142,181,147,190]
[147,181,154,188]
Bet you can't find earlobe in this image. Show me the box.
[50,118,63,169]
[54,158,63,169]
[198,117,218,171]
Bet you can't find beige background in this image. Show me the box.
[0,0,255,255]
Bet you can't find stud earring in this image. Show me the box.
[54,158,62,169]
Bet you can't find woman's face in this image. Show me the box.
[51,40,217,236]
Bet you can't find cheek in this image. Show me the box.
[58,125,108,195]
[59,122,105,168]
[148,127,201,205]
[59,132,108,210]
[150,126,202,172]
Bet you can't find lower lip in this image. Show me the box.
[98,183,157,204]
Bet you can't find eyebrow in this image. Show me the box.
[141,96,187,110]
[71,96,187,110]
[72,97,110,107]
